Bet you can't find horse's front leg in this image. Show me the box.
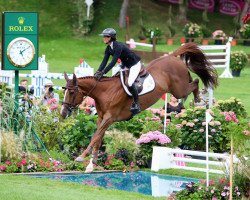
[84,117,113,173]
[76,116,112,161]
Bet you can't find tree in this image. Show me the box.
[240,0,250,28]
[178,0,188,22]
[119,0,129,28]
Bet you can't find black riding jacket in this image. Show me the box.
[97,41,141,74]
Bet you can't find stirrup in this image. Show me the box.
[130,103,141,115]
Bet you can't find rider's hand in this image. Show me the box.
[94,71,104,80]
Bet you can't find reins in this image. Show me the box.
[62,78,99,112]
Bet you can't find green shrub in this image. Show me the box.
[104,129,138,164]
[109,110,160,138]
[215,97,247,118]
[171,107,229,152]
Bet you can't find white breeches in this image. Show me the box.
[128,61,141,87]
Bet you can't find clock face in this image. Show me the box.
[7,37,35,68]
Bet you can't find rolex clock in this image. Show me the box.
[7,37,35,68]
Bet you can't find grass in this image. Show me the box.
[0,174,163,200]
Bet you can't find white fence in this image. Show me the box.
[151,147,229,174]
[0,55,94,96]
[199,37,233,78]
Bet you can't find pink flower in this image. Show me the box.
[221,192,226,196]
[5,161,11,165]
[21,159,27,165]
[0,166,7,171]
[212,197,218,200]
[136,131,171,145]
[130,162,134,167]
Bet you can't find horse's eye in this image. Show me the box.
[62,87,66,90]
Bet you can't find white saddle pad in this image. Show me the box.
[120,70,155,96]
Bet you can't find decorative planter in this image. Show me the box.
[232,70,241,77]
[214,39,223,45]
[243,40,250,46]
[140,39,147,43]
[166,38,174,45]
[201,39,209,45]
[231,39,237,46]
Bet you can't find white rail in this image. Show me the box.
[151,147,230,174]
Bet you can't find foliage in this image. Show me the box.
[173,179,242,200]
[239,24,250,39]
[109,110,159,138]
[164,123,182,148]
[166,25,176,38]
[104,155,125,170]
[201,25,212,38]
[215,97,247,118]
[144,27,163,43]
[212,30,227,40]
[33,108,66,150]
[182,22,202,38]
[0,156,65,173]
[229,51,248,71]
[136,130,171,167]
[0,131,25,162]
[103,129,138,164]
[138,26,147,40]
[171,107,229,152]
[61,113,97,156]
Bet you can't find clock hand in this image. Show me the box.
[20,46,31,54]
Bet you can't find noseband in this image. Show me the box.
[62,85,80,112]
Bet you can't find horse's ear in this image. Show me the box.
[73,73,77,85]
[64,72,69,81]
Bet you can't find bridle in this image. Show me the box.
[62,85,80,113]
[62,79,98,113]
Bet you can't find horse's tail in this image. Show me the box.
[171,43,218,89]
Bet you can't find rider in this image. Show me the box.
[94,28,142,114]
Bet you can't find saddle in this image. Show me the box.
[119,65,155,96]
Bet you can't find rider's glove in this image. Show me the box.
[94,71,104,80]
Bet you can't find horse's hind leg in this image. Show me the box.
[186,78,200,102]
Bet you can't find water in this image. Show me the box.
[31,171,199,197]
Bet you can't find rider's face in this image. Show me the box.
[103,36,111,44]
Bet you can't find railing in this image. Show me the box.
[151,146,229,174]
[199,37,233,78]
[0,56,94,96]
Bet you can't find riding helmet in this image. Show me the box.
[99,28,116,40]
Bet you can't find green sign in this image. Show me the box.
[1,12,38,70]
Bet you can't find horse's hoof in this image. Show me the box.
[75,156,84,162]
[84,158,94,173]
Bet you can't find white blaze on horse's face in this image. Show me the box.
[60,88,69,118]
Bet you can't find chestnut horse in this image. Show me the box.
[60,43,218,170]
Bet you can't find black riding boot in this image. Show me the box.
[128,84,141,115]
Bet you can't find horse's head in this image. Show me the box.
[60,72,83,118]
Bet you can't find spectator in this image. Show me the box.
[79,96,97,115]
[37,80,59,111]
[19,79,34,120]
[160,94,185,121]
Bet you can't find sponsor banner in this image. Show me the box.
[219,0,244,16]
[189,0,215,12]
